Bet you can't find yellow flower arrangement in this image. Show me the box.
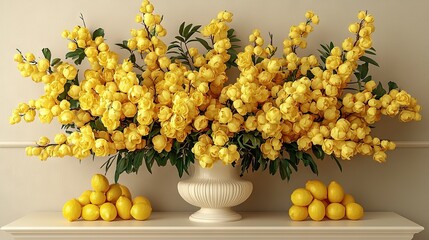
[9,0,421,182]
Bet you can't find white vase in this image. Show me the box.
[177,160,253,223]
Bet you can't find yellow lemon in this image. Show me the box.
[291,188,313,207]
[90,191,106,205]
[77,190,92,206]
[326,203,345,220]
[119,184,132,199]
[82,204,100,221]
[100,202,117,221]
[341,194,355,206]
[106,184,122,203]
[130,202,152,221]
[308,199,325,221]
[133,196,152,207]
[116,196,132,220]
[91,174,109,192]
[81,189,92,197]
[288,205,308,221]
[62,199,82,221]
[346,203,364,220]
[327,181,344,203]
[305,180,327,200]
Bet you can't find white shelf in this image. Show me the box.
[1,212,423,240]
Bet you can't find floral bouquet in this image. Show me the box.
[9,0,421,182]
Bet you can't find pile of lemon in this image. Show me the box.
[62,174,152,221]
[289,180,364,221]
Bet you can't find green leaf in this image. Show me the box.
[362,75,372,83]
[69,99,80,109]
[360,55,379,67]
[179,22,185,36]
[388,81,398,91]
[175,36,185,42]
[144,149,155,174]
[183,23,192,36]
[92,28,105,40]
[42,48,51,61]
[167,44,181,51]
[133,151,144,173]
[51,58,61,66]
[360,62,369,79]
[129,53,136,64]
[365,50,376,55]
[65,48,85,65]
[269,159,279,175]
[115,40,131,52]
[312,145,325,160]
[320,44,330,53]
[329,42,334,50]
[331,155,343,172]
[195,37,212,50]
[57,82,70,101]
[303,153,318,174]
[115,155,127,183]
[372,82,387,99]
[279,159,290,181]
[186,25,201,41]
[65,48,84,59]
[94,118,107,131]
[176,156,184,178]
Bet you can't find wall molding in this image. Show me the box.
[0,141,35,148]
[1,141,429,148]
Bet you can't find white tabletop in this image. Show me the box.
[1,212,424,240]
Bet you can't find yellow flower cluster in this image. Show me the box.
[9,2,421,173]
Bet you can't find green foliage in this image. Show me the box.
[42,48,51,61]
[231,131,338,181]
[372,82,386,99]
[92,28,105,40]
[225,28,241,68]
[168,22,240,70]
[66,48,85,65]
[168,22,203,69]
[102,125,199,182]
[318,42,335,66]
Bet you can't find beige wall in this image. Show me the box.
[1,0,428,239]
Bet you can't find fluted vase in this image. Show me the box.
[177,160,253,223]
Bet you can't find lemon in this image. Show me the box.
[119,184,132,199]
[77,190,92,206]
[305,180,327,200]
[130,202,152,220]
[327,181,344,203]
[308,199,325,221]
[90,191,106,205]
[100,202,117,221]
[106,184,122,203]
[288,205,308,221]
[133,196,152,207]
[326,203,345,220]
[82,204,100,221]
[91,174,109,192]
[81,189,92,196]
[346,203,364,220]
[341,194,355,206]
[62,199,82,221]
[291,188,313,207]
[116,196,132,220]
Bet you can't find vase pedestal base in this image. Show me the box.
[189,207,242,223]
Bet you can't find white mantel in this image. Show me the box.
[1,212,423,240]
